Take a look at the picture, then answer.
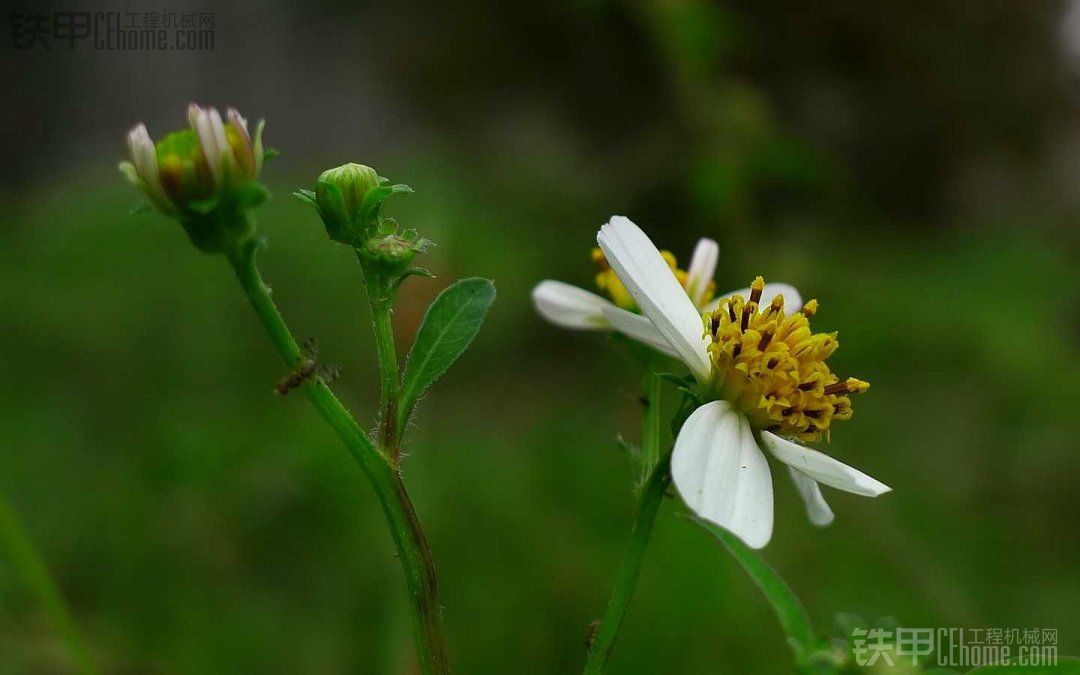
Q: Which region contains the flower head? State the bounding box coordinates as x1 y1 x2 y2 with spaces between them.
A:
119 104 269 252
706 276 869 443
593 215 889 549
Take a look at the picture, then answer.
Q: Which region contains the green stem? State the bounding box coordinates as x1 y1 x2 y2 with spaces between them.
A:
584 463 670 674
225 239 449 675
0 491 98 675
359 257 402 453
585 372 667 674
640 372 662 484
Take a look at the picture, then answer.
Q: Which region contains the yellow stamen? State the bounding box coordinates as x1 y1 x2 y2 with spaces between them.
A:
705 278 868 443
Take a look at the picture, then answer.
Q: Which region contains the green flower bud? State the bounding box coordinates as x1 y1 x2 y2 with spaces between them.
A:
119 103 270 253
314 163 381 244
296 164 414 246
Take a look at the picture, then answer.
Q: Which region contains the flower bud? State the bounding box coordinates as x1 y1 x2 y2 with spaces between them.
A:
119 103 270 252
314 163 381 244
296 164 413 246
360 232 432 277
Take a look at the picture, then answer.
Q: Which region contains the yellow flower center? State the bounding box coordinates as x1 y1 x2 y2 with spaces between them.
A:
705 276 868 443
591 247 692 310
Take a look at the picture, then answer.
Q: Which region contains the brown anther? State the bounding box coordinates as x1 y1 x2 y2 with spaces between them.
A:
749 277 764 305
757 331 773 351
740 302 755 332
824 377 869 396
766 296 784 316
727 299 737 323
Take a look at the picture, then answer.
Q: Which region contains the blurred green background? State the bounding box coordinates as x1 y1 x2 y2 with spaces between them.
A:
2 1 1078 673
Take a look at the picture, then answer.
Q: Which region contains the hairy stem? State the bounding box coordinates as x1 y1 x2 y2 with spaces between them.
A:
225 239 449 674
0 491 98 675
360 258 402 454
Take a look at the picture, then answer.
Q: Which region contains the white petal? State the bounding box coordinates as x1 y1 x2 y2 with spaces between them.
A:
597 217 711 382
685 238 719 309
600 305 679 358
125 125 172 209
207 108 230 168
705 283 803 316
226 108 256 177
226 107 249 135
761 432 891 497
671 401 773 549
531 281 611 330
190 104 227 184
187 102 202 129
786 467 834 526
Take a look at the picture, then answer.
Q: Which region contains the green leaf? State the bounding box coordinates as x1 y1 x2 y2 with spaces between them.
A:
692 517 817 663
398 278 496 426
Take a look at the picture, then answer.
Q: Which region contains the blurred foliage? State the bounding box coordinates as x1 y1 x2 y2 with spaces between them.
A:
2 0 1079 673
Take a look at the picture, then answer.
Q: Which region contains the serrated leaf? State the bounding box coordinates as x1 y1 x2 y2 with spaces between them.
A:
692 516 817 662
398 278 495 426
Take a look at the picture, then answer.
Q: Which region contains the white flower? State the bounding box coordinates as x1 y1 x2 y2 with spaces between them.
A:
120 103 265 215
595 215 889 549
532 229 801 367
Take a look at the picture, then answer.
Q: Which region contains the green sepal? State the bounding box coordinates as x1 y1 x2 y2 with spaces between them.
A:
235 182 272 210
401 266 435 279
187 197 219 215
262 147 281 162
293 189 317 207
358 183 413 225
314 179 355 243
657 372 693 389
